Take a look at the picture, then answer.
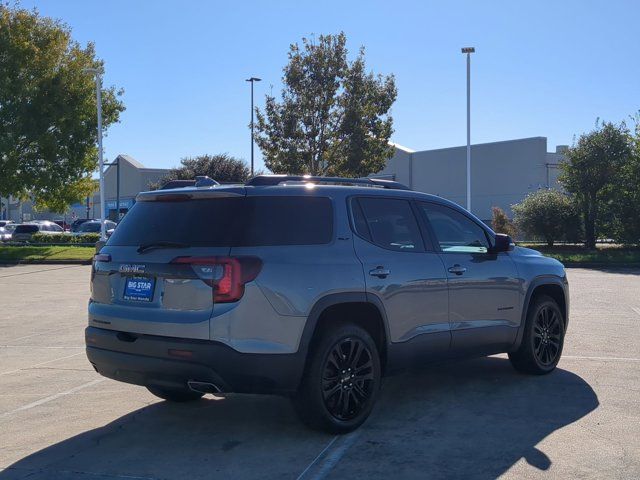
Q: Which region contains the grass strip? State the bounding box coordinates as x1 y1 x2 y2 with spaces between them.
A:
0 246 94 264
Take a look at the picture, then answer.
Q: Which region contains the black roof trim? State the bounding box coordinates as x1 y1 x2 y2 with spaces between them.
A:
245 175 410 190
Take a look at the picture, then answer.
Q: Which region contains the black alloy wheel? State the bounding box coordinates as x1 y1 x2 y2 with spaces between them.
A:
509 294 565 375
321 337 375 421
293 324 381 433
532 304 563 366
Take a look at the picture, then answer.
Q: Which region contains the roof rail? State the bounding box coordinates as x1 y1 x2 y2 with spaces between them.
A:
160 179 196 190
160 176 220 190
194 176 220 187
245 175 410 190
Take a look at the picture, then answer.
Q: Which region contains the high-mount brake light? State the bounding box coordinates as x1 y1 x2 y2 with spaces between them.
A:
170 256 262 303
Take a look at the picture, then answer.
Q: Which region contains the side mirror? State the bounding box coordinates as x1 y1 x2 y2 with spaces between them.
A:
490 233 514 253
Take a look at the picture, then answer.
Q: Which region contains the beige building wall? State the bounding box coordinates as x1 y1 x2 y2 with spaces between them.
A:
378 137 564 222
103 155 168 199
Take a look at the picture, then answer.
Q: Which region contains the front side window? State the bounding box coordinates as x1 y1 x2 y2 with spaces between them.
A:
352 197 424 252
419 202 490 253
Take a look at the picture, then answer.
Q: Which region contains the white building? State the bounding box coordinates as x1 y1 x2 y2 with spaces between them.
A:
68 154 169 221
1 138 566 225
377 136 566 222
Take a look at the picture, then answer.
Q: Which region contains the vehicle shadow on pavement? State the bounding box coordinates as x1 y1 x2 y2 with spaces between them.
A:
332 355 600 479
1 356 598 480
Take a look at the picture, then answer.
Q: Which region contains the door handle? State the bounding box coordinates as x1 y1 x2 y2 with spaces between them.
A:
369 266 391 278
448 264 467 275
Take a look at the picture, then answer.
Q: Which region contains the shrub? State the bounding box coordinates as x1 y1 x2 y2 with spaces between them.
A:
31 232 100 244
512 190 582 247
491 207 517 238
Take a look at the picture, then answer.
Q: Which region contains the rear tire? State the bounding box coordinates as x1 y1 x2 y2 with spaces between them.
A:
147 386 204 402
293 324 381 434
509 294 565 375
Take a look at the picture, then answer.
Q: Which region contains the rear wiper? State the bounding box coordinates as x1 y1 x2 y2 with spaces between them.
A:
137 241 190 254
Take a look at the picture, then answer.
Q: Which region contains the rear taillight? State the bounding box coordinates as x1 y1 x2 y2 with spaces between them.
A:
170 256 262 303
93 253 111 263
91 253 111 284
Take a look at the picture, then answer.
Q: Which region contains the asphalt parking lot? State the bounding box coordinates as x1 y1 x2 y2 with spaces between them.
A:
0 265 639 479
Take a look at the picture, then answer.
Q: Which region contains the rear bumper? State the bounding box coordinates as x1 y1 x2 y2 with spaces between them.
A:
85 327 305 394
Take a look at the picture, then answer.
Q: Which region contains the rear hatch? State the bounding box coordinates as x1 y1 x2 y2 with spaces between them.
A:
13 224 39 240
90 187 253 340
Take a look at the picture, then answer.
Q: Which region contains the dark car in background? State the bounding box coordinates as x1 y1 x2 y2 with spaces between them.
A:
72 220 116 236
53 220 70 231
71 219 96 232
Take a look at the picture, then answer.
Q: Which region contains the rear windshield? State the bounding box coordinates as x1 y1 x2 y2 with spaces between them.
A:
107 196 333 247
15 225 39 233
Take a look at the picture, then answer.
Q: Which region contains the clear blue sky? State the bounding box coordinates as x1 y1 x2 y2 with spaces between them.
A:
22 0 640 172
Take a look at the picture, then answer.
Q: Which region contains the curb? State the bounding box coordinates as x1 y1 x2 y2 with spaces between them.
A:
562 263 640 268
0 260 92 266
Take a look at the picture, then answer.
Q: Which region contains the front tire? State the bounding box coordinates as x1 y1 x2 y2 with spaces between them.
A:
147 386 204 402
294 324 381 434
509 294 565 374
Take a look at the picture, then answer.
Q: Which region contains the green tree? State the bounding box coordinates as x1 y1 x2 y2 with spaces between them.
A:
151 154 251 189
255 32 397 177
0 5 124 212
491 206 517 238
559 122 631 249
606 117 640 244
512 190 582 247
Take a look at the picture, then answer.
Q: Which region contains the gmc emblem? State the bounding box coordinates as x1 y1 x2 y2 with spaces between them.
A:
119 264 146 274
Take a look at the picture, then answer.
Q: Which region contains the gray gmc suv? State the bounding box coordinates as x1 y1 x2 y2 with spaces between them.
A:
86 175 569 433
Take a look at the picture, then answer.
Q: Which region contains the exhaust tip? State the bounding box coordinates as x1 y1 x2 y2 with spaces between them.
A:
187 380 222 394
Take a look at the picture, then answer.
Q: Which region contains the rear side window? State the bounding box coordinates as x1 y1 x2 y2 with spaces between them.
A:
107 196 333 247
352 197 424 252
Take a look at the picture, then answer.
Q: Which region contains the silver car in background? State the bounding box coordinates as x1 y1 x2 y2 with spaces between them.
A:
0 223 16 242
11 221 64 242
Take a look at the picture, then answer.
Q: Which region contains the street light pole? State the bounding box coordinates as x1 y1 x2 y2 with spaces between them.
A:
461 47 475 213
84 67 107 240
245 77 261 176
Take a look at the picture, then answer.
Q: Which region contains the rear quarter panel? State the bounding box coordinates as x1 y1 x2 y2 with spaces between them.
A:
215 188 365 354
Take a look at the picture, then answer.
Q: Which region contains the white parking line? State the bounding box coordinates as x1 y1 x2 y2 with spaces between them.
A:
0 264 83 279
0 345 84 349
0 378 104 420
5 331 53 343
562 355 640 362
296 432 360 480
0 466 157 479
6 325 78 343
632 307 640 317
0 351 84 376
